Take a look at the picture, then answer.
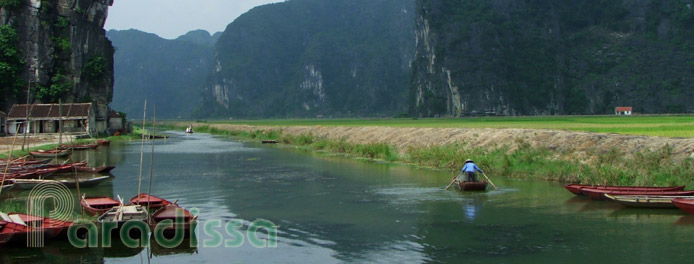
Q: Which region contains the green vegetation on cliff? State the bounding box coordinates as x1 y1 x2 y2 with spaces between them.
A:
0 25 23 109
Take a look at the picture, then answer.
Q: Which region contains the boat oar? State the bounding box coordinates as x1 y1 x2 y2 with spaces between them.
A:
481 172 498 190
444 174 460 190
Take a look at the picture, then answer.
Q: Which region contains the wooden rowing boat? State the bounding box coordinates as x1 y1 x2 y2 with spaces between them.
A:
74 165 116 173
564 184 685 196
97 205 149 238
455 181 488 191
29 149 72 158
81 196 121 215
151 204 197 238
0 158 51 167
129 193 172 209
58 143 99 150
261 140 278 144
673 198 694 214
97 139 111 146
11 175 110 190
583 188 694 201
0 212 72 245
604 194 693 208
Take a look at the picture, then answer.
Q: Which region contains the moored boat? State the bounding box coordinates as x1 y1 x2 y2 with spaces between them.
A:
455 181 488 191
564 184 686 196
81 195 121 215
74 165 116 173
58 143 100 150
673 198 694 214
583 188 694 201
0 212 73 245
151 204 197 238
129 193 172 209
11 175 110 190
604 194 692 208
29 149 72 158
97 204 149 238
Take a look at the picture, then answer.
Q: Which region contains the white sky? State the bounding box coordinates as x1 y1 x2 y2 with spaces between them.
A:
105 0 282 39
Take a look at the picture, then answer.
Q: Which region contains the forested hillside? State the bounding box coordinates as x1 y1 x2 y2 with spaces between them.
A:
109 29 219 118
198 0 415 118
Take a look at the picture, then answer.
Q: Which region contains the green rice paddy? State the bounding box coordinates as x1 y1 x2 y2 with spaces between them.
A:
202 115 694 138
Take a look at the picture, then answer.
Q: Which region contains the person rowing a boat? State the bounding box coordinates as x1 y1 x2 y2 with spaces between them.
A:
459 159 483 182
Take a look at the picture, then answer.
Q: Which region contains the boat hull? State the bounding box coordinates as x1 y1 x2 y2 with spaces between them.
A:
129 193 172 209
604 194 690 208
564 184 685 196
29 149 72 158
455 181 488 191
151 205 197 238
673 199 694 214
583 189 694 201
81 196 120 216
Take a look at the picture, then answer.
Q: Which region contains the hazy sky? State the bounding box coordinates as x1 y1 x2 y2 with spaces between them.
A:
105 0 281 39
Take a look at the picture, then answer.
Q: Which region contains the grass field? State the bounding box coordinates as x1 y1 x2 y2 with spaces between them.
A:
198 115 694 138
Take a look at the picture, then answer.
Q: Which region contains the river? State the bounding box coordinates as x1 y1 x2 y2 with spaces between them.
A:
2 132 694 263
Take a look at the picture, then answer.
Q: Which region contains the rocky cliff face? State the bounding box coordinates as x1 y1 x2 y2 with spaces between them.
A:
200 0 415 118
1 0 114 121
411 0 694 116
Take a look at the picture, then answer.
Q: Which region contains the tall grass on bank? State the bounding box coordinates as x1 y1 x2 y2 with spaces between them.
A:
171 124 694 186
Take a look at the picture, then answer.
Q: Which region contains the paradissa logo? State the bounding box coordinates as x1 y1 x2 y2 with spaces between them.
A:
66 209 279 249
26 183 278 249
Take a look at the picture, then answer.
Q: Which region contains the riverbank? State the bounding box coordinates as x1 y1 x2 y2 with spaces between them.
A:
167 122 694 187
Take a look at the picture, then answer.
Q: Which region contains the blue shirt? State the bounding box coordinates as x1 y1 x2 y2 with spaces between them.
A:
462 163 483 173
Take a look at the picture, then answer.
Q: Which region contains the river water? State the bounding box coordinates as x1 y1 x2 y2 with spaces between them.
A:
2 132 694 263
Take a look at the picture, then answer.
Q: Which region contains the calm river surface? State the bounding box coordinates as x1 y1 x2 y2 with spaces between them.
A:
2 131 694 263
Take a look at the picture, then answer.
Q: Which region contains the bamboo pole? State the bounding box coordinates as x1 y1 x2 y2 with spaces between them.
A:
136 100 147 204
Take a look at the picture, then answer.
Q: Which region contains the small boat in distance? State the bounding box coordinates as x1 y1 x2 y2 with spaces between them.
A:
564 184 686 196
261 140 279 144
455 181 488 191
81 195 121 215
604 194 693 209
97 139 111 146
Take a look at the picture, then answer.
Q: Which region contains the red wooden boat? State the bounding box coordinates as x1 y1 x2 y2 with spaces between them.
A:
74 165 116 173
151 204 197 238
455 181 488 191
0 212 72 245
673 198 694 214
582 188 694 201
0 221 16 246
29 149 72 158
0 158 51 167
81 196 121 215
97 139 111 146
564 184 685 196
129 193 172 209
